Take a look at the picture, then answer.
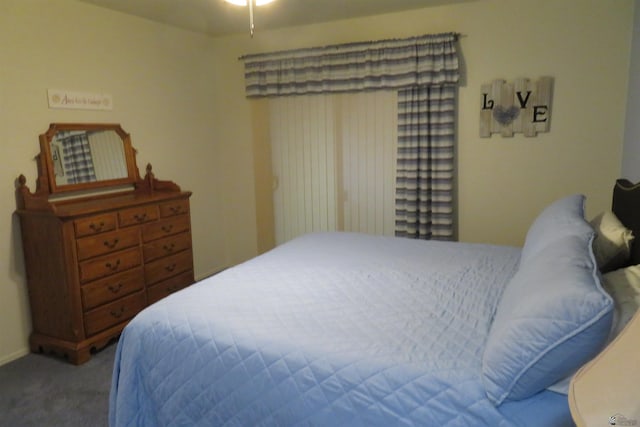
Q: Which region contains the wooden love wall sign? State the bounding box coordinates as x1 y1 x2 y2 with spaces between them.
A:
480 77 553 137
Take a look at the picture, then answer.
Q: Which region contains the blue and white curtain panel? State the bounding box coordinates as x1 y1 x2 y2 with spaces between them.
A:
395 85 457 240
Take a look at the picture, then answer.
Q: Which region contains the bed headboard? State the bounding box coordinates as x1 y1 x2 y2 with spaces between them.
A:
612 179 640 266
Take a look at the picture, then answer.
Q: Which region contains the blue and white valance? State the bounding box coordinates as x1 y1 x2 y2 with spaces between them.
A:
241 33 459 97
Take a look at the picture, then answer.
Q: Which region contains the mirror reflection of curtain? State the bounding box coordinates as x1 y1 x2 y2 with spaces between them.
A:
58 131 97 184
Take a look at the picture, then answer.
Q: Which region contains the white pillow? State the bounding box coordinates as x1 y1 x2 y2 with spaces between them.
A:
547 264 640 395
602 265 640 336
590 211 634 272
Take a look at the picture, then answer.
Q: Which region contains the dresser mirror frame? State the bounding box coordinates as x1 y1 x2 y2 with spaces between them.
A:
39 123 139 195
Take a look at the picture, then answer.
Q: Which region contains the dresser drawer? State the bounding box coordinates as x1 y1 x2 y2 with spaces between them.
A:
147 270 194 305
76 228 140 261
118 205 159 227
142 215 190 243
159 199 190 218
83 291 146 336
144 250 193 285
81 268 144 311
74 213 117 238
143 232 192 263
78 247 142 283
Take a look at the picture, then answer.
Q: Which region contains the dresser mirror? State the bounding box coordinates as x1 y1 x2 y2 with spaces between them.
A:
39 123 139 194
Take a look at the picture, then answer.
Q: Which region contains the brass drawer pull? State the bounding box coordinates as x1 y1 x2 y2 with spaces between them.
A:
89 222 105 232
108 283 123 293
169 206 182 214
105 259 121 271
133 213 148 222
165 263 177 272
110 307 125 318
103 238 120 249
163 243 175 253
161 225 174 233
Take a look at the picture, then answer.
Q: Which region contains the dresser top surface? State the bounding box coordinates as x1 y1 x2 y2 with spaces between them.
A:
17 189 192 218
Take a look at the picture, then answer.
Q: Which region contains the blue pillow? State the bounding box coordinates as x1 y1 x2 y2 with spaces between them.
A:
519 194 592 264
482 199 614 405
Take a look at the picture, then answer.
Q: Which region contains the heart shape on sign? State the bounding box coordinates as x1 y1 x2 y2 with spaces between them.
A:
493 105 520 125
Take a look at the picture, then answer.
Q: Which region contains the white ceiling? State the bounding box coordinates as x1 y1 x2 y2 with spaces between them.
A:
76 0 471 37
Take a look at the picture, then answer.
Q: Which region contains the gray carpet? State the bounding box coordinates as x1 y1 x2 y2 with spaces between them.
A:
0 344 116 427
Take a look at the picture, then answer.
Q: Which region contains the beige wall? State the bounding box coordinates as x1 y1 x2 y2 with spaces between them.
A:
0 0 633 364
623 0 640 181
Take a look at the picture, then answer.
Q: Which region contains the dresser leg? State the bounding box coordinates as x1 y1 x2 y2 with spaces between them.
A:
30 334 91 365
68 348 91 365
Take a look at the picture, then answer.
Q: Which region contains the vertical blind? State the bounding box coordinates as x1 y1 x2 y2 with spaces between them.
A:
269 95 338 243
340 92 397 237
269 91 397 245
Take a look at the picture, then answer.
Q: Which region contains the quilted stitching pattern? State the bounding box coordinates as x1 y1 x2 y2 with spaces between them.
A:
110 233 523 426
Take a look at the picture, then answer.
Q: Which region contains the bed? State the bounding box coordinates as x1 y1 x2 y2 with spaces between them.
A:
109 181 640 427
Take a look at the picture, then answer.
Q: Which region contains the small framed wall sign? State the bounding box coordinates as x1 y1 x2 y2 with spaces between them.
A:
47 89 113 111
480 77 553 137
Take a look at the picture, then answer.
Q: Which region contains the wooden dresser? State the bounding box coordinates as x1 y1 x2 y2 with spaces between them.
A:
15 123 194 364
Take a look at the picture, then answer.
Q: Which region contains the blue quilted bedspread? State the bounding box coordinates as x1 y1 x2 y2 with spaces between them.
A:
109 232 568 426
